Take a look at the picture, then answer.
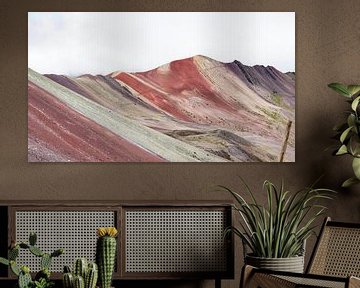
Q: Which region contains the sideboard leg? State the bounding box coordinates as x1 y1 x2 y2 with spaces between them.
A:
215 278 221 288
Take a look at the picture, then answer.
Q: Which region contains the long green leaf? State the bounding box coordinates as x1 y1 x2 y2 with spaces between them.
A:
328 83 350 97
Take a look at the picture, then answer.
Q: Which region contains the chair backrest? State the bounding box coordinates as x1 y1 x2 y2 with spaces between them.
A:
307 217 360 277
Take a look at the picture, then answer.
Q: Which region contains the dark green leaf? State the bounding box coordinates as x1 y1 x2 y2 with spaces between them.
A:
19 243 29 249
29 232 37 246
347 114 356 128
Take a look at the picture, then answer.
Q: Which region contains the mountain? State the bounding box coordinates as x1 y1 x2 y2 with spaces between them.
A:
28 55 295 162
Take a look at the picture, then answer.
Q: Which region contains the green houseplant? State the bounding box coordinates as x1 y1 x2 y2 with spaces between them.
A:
221 179 334 272
328 83 360 187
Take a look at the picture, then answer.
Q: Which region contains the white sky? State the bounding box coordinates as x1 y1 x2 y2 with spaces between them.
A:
28 12 295 76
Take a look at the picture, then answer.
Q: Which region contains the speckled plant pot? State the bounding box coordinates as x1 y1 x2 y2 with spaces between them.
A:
245 254 305 273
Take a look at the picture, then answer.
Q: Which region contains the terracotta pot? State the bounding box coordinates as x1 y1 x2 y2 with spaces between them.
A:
245 254 304 273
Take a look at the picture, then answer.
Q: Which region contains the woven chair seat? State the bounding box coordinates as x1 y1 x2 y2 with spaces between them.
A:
277 274 347 288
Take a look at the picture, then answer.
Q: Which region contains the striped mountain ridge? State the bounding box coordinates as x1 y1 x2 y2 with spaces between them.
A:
28 55 295 162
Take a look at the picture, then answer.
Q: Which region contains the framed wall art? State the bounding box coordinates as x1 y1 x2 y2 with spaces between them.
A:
28 12 295 162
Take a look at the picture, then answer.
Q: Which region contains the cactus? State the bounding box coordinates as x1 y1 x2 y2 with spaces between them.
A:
19 243 30 249
29 245 44 257
64 265 72 273
0 232 64 288
62 265 74 288
10 260 20 276
18 268 32 288
51 248 64 258
74 258 88 279
9 246 19 260
74 275 85 288
35 268 50 282
29 232 37 246
41 253 52 270
63 272 74 288
96 227 118 288
85 263 98 288
63 260 98 288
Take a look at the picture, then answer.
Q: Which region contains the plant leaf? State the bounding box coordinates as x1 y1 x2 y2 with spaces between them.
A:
340 126 353 143
347 114 357 130
347 85 360 97
328 83 350 97
352 157 360 179
333 122 348 132
0 257 9 266
352 96 360 111
336 145 348 155
342 177 360 188
348 135 360 157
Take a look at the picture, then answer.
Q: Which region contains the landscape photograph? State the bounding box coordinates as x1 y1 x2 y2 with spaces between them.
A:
28 12 295 162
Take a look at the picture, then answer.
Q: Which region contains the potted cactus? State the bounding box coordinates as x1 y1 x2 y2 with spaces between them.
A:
62 258 98 288
0 232 64 288
96 227 118 288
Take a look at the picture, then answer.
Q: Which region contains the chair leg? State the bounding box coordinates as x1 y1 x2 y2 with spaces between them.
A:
240 265 255 288
240 265 296 288
349 276 360 288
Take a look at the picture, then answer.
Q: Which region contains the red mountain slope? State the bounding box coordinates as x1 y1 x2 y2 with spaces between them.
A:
28 55 295 162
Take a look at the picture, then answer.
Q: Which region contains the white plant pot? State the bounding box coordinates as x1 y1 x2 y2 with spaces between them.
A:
245 254 305 273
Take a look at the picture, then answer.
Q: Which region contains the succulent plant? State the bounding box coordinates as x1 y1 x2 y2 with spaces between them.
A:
96 227 118 288
32 277 54 288
16 266 32 288
0 232 63 288
63 260 98 288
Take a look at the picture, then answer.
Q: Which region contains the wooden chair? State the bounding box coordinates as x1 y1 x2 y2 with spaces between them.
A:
241 217 360 288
